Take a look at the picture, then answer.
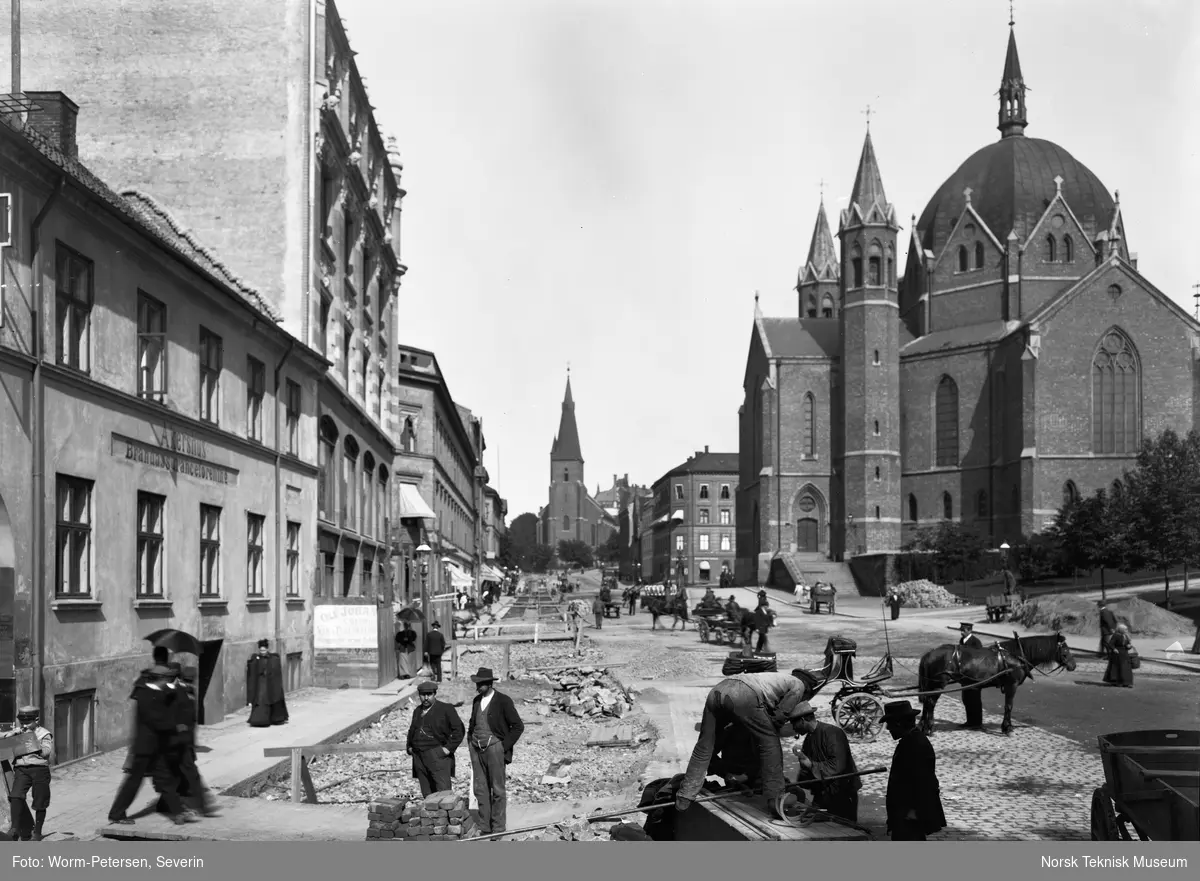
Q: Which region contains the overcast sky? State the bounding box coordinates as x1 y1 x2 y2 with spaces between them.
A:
339 0 1200 524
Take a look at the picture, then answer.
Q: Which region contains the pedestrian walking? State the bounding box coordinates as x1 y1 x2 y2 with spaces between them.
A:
957 622 984 729
108 665 196 826
1097 599 1118 658
246 639 289 726
425 621 447 683
880 701 945 841
790 702 862 823
466 667 525 836
1103 623 1135 688
592 595 604 629
885 590 902 621
406 682 465 797
159 665 218 817
753 598 775 652
5 705 54 841
675 671 814 820
395 618 418 680
569 602 584 654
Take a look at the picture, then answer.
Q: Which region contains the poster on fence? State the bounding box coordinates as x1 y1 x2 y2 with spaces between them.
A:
313 605 379 649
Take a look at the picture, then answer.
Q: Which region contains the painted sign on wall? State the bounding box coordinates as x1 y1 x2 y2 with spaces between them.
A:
313 604 378 649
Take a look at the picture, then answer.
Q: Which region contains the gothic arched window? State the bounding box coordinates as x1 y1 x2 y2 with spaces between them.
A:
976 490 988 518
851 246 863 288
563 515 570 530
935 375 959 467
1062 480 1079 508
807 293 817 319
1046 234 1056 262
1092 329 1140 454
868 256 881 286
1064 235 1074 263
908 494 918 523
974 241 984 269
802 393 815 458
821 295 834 318
942 492 953 520
957 245 968 272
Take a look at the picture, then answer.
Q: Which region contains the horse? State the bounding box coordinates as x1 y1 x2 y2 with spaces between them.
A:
916 632 1077 735
648 595 690 631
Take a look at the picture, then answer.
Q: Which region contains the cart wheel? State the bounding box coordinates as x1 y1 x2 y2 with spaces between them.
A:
832 693 885 743
699 620 711 643
1090 788 1119 841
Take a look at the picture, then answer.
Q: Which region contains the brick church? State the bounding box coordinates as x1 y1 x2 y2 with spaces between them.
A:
538 375 619 552
737 23 1200 584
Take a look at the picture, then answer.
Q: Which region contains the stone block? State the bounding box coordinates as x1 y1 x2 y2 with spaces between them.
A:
448 809 465 820
432 825 447 835
380 830 394 840
366 830 379 839
447 824 463 835
421 817 436 827
424 789 454 809
438 794 459 809
395 826 409 838
409 835 430 842
427 809 448 819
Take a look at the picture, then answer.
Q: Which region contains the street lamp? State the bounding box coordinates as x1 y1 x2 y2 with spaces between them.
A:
416 543 431 628
846 513 858 558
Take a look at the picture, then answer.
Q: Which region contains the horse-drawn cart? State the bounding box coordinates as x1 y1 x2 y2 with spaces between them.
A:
808 582 836 615
603 601 623 619
695 607 746 647
1090 729 1199 841
985 593 1016 623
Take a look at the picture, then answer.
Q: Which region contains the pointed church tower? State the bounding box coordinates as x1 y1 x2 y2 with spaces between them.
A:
837 129 901 555
998 22 1027 139
797 199 841 318
547 373 585 543
550 374 584 484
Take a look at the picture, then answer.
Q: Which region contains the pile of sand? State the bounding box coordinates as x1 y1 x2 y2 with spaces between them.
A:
896 579 960 609
1011 594 1194 638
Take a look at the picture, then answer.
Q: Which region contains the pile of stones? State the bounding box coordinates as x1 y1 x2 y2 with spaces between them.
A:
366 790 478 841
519 666 634 719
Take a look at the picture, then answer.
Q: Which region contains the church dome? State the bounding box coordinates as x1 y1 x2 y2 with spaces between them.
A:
918 136 1117 254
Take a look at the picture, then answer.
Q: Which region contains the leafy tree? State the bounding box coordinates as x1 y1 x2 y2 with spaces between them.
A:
1046 489 1125 601
595 532 622 566
1118 429 1200 604
907 521 990 584
529 543 554 573
557 538 594 570
501 512 540 571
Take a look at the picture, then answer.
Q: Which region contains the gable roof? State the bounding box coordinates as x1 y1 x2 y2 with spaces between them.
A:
665 452 739 477
759 317 839 358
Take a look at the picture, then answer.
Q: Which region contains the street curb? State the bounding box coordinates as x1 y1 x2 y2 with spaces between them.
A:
219 685 418 799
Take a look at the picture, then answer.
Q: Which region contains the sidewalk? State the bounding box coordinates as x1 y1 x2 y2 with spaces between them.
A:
34 682 416 842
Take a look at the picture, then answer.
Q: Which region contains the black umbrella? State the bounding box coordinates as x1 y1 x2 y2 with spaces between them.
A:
395 607 425 624
145 628 203 656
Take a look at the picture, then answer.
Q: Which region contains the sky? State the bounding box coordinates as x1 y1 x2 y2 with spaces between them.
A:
338 0 1200 525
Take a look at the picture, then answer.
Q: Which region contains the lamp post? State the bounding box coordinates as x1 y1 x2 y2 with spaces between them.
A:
416 542 431 631
847 513 858 558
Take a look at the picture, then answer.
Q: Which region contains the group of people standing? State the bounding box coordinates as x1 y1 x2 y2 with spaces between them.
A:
395 617 448 683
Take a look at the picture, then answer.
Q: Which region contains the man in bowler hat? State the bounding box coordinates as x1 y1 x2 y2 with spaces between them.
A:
406 681 465 797
466 667 525 835
880 701 945 841
957 623 984 729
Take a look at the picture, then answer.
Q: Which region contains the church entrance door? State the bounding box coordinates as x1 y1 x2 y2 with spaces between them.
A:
797 518 819 553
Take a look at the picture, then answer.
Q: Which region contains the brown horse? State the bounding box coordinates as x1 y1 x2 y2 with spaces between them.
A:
916 633 1077 735
649 595 690 631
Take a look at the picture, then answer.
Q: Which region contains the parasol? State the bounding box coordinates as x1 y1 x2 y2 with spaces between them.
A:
144 628 203 656
395 607 425 624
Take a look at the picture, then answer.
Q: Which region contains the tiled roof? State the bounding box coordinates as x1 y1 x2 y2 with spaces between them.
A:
1 113 281 323
760 317 839 358
900 319 1020 357
667 452 739 476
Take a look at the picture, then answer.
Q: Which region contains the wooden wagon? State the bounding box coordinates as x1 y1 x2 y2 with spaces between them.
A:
985 593 1016 622
1090 729 1199 841
808 581 836 615
695 607 746 647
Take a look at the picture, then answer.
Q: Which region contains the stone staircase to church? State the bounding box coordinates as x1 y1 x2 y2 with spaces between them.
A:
766 553 858 598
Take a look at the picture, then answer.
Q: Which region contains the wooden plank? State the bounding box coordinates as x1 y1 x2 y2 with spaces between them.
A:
290 749 301 804
300 756 318 805
1103 745 1200 754
264 741 410 758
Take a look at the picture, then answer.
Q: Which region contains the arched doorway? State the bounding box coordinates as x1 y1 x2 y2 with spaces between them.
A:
792 487 826 554
0 491 16 726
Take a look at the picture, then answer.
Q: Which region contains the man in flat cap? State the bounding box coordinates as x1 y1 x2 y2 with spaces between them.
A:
6 705 54 840
406 681 465 797
790 702 862 822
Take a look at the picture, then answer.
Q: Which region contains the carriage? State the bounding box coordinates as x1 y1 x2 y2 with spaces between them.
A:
1090 729 1200 841
695 607 746 647
793 636 894 743
808 581 837 615
985 592 1016 622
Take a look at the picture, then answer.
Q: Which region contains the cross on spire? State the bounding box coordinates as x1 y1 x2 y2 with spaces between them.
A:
1009 0 1015 28
1193 283 1200 320
861 104 873 128
819 177 825 201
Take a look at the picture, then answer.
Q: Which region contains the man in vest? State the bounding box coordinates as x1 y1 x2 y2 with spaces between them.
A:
957 623 985 729
466 667 525 835
406 682 465 797
6 706 54 841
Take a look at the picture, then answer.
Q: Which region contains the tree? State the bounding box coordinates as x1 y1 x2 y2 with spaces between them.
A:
1046 488 1124 601
1118 429 1200 605
503 512 540 571
529 543 555 573
557 539 594 570
908 521 989 584
595 532 622 566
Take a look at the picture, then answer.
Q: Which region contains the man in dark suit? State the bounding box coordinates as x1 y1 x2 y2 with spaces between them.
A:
1098 600 1118 658
466 667 525 835
957 623 985 729
163 665 218 817
424 621 447 683
881 701 946 841
790 702 862 822
108 665 196 826
406 681 465 797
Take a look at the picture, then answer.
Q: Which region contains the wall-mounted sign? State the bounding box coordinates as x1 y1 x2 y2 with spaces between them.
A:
314 604 378 650
111 433 239 486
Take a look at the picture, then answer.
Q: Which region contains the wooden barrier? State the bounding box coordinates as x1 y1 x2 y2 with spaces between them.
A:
262 742 413 805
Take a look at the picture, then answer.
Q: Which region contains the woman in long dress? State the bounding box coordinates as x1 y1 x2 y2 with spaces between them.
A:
246 639 289 726
1103 623 1134 688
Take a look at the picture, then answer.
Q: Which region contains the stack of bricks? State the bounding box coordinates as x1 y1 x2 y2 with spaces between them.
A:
366 790 478 841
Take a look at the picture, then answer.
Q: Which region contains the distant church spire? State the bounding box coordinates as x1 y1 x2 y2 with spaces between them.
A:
798 197 839 288
551 374 583 462
998 19 1028 138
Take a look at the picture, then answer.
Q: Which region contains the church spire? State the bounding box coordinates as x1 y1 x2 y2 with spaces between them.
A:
551 374 583 462
849 130 888 216
798 198 839 288
998 22 1028 138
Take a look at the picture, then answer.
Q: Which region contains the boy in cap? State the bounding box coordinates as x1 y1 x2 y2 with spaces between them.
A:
6 705 53 840
466 667 525 835
790 702 862 822
957 623 984 729
406 681 465 796
880 701 945 841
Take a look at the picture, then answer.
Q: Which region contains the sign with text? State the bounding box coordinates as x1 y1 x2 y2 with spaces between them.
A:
111 433 239 486
313 605 378 649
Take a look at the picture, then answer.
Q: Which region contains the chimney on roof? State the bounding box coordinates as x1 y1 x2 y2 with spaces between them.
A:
24 92 79 160
704 445 709 454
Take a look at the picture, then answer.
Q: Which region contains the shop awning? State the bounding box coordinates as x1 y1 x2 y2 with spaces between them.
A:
481 565 505 583
698 561 711 570
397 483 437 521
653 514 669 526
671 510 685 521
448 569 473 589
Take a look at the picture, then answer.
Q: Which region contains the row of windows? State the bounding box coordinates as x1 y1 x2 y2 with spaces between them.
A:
56 475 302 601
673 483 732 500
697 509 733 525
317 417 391 541
804 292 836 319
931 328 1142 466
905 487 1019 522
316 547 388 599
674 534 733 552
954 231 1075 275
849 242 895 289
55 247 305 454
435 416 472 497
437 479 471 548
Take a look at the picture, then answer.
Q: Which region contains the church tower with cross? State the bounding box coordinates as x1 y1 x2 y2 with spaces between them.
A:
736 14 1200 586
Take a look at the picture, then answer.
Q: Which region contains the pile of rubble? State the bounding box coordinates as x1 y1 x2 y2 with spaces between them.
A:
508 815 620 842
895 579 961 609
366 790 478 841
520 666 635 719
